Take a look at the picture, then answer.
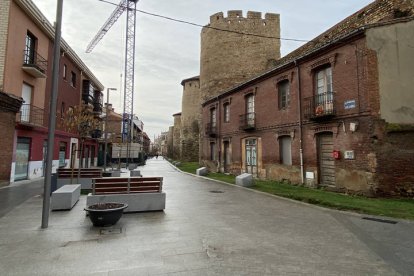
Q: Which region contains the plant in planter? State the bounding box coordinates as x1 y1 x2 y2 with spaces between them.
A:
84 202 128 227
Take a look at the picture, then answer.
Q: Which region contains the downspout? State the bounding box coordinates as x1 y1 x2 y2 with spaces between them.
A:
217 97 221 172
295 60 305 185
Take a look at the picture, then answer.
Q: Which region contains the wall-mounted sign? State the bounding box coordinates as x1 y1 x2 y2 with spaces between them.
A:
306 172 315 179
344 100 356 110
344 150 355 160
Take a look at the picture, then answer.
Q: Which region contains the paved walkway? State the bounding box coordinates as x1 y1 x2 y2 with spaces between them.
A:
0 159 413 275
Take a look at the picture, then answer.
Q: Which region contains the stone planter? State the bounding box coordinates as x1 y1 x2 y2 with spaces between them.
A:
84 202 128 227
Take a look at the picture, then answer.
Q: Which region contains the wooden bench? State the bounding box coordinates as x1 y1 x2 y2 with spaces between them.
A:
57 168 102 189
86 177 165 212
51 184 81 210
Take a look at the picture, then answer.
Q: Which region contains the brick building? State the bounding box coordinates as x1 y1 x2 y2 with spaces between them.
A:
201 0 414 196
0 0 104 184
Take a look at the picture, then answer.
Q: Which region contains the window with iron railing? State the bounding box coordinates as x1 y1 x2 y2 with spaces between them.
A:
18 104 44 126
23 32 47 76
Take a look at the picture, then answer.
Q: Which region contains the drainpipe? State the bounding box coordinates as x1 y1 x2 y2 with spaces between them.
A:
295 60 305 185
217 97 221 172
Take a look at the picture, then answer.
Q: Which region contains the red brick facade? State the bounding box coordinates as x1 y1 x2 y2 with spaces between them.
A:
201 2 414 196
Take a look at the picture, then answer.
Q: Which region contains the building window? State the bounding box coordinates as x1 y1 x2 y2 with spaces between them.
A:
59 142 67 167
210 107 216 128
224 103 230 123
245 93 255 127
210 142 216 161
60 102 65 118
279 136 292 165
278 80 290 109
63 64 67 79
70 71 76 87
24 32 36 65
315 66 333 100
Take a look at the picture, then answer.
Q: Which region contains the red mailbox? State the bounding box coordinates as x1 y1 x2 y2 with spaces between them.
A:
333 150 341 159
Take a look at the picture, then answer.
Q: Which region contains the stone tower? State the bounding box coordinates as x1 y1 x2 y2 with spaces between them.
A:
180 76 201 161
200 11 281 101
172 112 181 159
178 11 281 162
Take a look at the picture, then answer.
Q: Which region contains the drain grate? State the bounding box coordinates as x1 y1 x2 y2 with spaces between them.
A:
209 190 224 193
100 227 123 235
362 217 397 224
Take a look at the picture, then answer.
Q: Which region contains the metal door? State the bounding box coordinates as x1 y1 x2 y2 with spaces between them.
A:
245 139 257 176
317 133 335 186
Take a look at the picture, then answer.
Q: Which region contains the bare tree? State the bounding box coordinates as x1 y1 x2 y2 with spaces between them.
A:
64 105 101 182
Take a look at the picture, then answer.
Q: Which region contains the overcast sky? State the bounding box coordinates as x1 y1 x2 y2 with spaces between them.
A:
32 0 373 140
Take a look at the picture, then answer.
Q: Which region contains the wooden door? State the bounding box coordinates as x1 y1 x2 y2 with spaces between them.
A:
318 133 335 186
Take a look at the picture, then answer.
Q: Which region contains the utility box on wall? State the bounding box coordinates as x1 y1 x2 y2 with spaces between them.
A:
333 150 341 160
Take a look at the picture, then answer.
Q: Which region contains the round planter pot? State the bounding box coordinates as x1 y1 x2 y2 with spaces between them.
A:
85 202 128 227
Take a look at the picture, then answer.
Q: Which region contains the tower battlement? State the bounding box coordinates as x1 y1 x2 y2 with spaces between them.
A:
209 10 279 27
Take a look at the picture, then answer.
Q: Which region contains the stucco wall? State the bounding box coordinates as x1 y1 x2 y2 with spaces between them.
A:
366 20 414 124
3 1 48 109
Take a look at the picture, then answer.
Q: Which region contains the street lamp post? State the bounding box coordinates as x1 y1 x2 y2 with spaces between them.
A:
104 88 117 172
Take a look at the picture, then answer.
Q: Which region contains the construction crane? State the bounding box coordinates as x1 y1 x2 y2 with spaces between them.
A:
86 0 139 163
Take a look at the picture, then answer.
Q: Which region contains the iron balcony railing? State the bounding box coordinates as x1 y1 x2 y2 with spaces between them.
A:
205 122 217 137
22 49 47 75
18 104 44 126
91 129 102 139
239 112 256 130
93 102 103 113
304 91 336 120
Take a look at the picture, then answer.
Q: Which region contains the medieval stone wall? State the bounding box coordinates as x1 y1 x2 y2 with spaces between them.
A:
200 11 280 101
172 113 181 160
179 77 200 161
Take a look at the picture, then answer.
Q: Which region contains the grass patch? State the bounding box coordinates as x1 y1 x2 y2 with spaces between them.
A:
175 162 199 174
253 180 414 220
174 162 414 220
206 173 236 184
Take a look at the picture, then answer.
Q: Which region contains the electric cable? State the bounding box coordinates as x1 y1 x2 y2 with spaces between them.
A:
96 0 309 42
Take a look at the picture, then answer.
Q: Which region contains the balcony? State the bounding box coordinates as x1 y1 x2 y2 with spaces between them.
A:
304 92 336 120
93 102 103 114
18 104 44 126
22 49 47 78
205 123 217 137
239 112 256 130
91 129 102 139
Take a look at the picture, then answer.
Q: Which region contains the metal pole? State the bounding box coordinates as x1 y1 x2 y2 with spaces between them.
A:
41 0 63 229
104 88 116 172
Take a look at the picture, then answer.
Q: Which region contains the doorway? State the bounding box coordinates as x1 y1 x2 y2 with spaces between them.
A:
317 133 335 186
245 138 257 176
15 138 31 181
223 141 230 173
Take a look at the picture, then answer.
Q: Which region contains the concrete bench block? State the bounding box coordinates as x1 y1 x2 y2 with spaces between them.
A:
86 192 166 212
57 178 93 189
111 170 121 177
236 173 254 187
128 163 137 170
130 170 142 177
196 167 208 176
51 184 81 210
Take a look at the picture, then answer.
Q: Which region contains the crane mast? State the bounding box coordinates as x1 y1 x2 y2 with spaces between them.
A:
86 0 139 164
